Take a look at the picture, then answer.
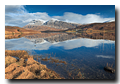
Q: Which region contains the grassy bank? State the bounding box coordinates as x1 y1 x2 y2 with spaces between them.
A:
5 50 64 79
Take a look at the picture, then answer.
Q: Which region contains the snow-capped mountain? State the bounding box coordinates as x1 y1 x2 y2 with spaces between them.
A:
27 20 44 26
23 19 81 30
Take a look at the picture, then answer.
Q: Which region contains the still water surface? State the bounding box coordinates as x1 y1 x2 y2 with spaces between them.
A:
5 33 115 79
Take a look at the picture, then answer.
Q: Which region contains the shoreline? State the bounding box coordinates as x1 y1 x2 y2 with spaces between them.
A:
5 50 64 79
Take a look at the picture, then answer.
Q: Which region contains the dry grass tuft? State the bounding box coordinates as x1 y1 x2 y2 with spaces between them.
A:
5 50 33 59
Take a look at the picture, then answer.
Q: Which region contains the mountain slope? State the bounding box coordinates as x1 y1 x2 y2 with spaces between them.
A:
43 20 81 29
5 26 41 39
23 19 81 31
67 21 115 31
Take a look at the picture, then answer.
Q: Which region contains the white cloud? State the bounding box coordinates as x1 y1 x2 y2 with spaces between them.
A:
5 5 51 27
5 9 51 26
53 12 115 24
5 5 27 14
5 5 115 27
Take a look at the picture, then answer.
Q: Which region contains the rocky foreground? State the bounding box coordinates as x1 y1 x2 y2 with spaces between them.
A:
5 50 64 79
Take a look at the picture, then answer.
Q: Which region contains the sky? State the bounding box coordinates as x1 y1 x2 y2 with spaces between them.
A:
5 5 115 27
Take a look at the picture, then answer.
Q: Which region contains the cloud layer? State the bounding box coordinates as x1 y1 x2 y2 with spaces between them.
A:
53 12 115 24
5 5 115 27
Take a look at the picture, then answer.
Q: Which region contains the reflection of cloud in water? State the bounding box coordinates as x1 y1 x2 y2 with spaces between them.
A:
5 37 115 50
5 37 52 50
54 38 115 49
96 55 115 59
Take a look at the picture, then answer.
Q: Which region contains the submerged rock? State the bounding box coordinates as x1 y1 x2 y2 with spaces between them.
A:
104 66 115 73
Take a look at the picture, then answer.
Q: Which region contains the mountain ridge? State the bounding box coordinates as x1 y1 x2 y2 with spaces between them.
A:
23 19 81 30
23 19 115 32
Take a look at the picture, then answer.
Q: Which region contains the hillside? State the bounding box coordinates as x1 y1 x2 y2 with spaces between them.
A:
71 21 115 31
5 26 41 33
24 25 63 32
5 26 41 39
65 21 115 40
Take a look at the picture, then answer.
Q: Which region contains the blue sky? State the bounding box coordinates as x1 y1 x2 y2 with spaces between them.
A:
5 5 115 27
24 5 115 17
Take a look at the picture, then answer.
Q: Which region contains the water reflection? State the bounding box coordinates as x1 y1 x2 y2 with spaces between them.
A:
5 33 115 79
5 37 115 51
96 55 115 60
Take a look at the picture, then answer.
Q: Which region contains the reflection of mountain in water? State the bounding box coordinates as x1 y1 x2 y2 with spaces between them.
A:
25 31 115 44
44 34 78 43
68 32 115 41
30 38 45 44
5 37 115 51
25 33 78 43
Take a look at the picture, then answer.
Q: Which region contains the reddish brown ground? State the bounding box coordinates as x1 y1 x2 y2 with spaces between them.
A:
74 21 115 31
5 26 41 33
24 25 63 31
5 26 41 39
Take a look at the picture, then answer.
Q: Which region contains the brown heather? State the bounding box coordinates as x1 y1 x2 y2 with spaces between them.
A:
5 50 64 79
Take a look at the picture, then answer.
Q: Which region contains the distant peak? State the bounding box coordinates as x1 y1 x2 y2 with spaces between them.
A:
48 18 60 22
49 19 55 22
27 19 44 26
103 20 115 23
30 19 44 22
